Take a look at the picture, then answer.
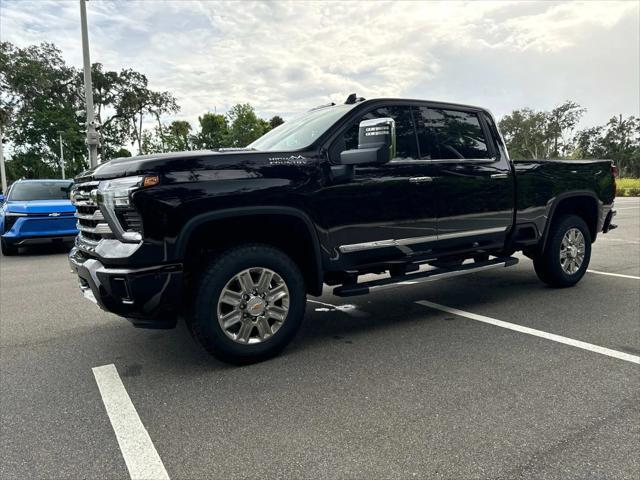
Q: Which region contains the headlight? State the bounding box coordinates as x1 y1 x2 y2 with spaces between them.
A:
97 175 158 243
98 176 144 208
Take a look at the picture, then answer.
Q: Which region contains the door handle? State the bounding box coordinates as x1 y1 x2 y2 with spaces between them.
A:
490 173 509 179
409 176 433 183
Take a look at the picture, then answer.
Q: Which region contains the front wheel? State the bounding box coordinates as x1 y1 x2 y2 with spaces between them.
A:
533 214 591 288
190 244 306 364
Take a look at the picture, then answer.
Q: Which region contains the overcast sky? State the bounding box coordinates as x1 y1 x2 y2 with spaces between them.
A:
2 0 638 128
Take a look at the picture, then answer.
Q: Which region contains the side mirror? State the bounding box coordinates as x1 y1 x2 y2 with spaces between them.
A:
340 117 396 165
0 194 4 204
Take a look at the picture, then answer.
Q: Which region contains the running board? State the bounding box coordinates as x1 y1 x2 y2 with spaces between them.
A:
333 257 519 297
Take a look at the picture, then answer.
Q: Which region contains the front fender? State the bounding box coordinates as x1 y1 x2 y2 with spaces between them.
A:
174 206 325 295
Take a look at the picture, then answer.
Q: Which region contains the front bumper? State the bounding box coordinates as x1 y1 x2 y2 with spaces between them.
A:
2 215 78 244
68 247 183 328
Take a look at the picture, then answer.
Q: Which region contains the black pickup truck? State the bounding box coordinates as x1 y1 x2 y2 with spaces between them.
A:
69 95 617 363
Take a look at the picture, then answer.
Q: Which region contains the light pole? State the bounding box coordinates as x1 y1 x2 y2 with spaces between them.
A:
79 0 99 168
0 126 6 194
58 131 66 179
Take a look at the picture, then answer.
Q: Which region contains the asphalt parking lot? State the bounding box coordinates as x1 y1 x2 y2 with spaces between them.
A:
1 197 638 480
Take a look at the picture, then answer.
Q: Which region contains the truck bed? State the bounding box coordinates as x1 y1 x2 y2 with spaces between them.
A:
513 159 615 239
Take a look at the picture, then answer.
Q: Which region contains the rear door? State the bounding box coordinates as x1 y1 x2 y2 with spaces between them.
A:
413 105 514 246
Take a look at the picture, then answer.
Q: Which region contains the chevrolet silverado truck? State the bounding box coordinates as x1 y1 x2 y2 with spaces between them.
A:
69 95 617 364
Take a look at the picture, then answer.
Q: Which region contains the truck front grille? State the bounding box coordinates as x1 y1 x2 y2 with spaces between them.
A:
72 181 113 243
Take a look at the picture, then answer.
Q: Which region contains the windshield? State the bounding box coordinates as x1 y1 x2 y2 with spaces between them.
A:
8 181 73 201
249 104 356 151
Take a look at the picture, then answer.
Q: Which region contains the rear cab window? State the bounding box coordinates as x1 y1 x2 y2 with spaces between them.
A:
414 107 492 160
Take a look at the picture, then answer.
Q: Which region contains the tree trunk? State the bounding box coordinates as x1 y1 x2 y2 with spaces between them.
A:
155 113 165 151
137 112 143 153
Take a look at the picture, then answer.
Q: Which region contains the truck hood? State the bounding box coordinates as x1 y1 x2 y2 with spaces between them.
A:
76 149 262 182
5 199 76 215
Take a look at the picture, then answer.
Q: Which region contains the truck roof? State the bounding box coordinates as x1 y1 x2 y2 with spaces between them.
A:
360 97 489 112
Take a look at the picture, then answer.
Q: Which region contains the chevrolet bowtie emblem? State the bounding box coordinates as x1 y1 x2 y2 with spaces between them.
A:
49 212 61 217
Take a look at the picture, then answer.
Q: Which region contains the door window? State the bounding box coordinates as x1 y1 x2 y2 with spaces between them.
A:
336 105 419 161
415 107 491 160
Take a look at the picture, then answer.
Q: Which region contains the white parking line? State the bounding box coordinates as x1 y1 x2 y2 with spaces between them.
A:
416 300 640 365
596 237 640 245
587 269 640 280
93 364 170 480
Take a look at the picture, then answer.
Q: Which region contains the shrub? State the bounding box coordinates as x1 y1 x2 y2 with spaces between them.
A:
617 178 640 196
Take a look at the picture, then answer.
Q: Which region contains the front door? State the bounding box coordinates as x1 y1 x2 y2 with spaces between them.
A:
314 103 439 259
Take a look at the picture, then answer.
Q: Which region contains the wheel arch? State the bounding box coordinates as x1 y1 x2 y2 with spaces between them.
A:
541 192 600 253
175 206 324 296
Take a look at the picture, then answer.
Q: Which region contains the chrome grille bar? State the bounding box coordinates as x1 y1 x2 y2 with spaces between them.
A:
76 222 112 235
75 210 105 221
72 181 113 243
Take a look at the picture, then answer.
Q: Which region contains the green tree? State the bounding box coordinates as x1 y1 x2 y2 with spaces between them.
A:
0 41 182 177
258 118 271 135
227 103 265 147
547 101 586 157
269 115 284 129
113 147 132 158
165 120 192 151
0 42 87 181
499 108 550 159
140 127 163 155
498 101 585 159
575 115 640 177
116 69 179 153
195 112 228 149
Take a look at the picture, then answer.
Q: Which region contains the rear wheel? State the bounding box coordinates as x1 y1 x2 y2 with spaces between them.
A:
190 244 306 364
533 214 591 287
1 238 18 256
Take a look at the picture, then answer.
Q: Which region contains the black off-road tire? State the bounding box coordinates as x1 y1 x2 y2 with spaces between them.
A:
190 244 306 365
533 214 591 288
1 238 18 256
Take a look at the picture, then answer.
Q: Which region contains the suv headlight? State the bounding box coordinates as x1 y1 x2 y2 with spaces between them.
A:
97 175 158 243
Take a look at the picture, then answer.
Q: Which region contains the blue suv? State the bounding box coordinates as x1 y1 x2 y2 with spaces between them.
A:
0 179 78 255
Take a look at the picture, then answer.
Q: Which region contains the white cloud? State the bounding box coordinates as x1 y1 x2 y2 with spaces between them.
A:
1 0 638 132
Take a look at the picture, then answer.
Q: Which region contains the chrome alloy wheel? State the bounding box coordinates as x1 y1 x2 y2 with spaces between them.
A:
560 227 586 275
217 267 290 344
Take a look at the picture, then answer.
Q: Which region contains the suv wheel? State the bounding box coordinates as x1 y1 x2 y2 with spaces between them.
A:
533 214 591 288
1 238 18 256
190 244 306 364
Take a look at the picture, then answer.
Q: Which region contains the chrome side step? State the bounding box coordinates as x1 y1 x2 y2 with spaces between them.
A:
333 256 519 297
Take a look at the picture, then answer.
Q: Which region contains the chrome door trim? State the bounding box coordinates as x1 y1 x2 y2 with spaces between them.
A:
409 176 433 183
338 239 398 253
338 227 507 253
437 226 506 241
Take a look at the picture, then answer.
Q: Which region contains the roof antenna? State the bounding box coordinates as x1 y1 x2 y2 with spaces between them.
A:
345 93 357 104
